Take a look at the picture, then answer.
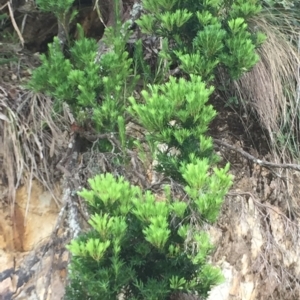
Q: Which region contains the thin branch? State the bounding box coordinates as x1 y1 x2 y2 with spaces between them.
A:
7 1 24 46
214 138 300 172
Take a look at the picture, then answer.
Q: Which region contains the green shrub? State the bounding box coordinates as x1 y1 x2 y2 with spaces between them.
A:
65 162 232 299
26 0 264 298
136 0 265 81
28 24 138 132
128 0 265 180
128 75 218 182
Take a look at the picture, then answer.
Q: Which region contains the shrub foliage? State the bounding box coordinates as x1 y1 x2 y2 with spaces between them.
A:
66 166 232 299
28 0 264 298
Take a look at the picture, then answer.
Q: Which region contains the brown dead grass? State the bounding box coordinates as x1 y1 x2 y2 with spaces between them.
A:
0 87 70 215
219 11 300 164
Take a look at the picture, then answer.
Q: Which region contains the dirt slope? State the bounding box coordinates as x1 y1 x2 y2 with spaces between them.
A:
1 1 300 299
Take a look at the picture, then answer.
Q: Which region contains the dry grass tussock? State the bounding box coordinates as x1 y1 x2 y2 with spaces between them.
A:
221 10 300 164
0 87 70 213
235 9 300 213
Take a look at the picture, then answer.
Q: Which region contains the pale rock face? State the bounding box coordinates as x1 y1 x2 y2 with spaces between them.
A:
206 186 300 300
207 262 234 300
0 181 67 300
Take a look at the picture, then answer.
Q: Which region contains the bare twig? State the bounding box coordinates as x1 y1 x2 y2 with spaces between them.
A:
94 0 107 27
214 138 300 172
6 2 25 46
